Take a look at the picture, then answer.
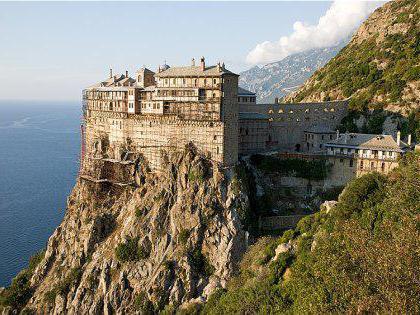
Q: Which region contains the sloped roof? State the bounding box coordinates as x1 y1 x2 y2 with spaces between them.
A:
138 67 154 74
325 133 408 151
87 74 136 90
238 86 256 96
155 65 237 77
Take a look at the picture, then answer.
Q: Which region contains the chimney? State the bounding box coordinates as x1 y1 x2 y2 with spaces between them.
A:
125 70 128 78
217 61 221 71
397 131 401 146
200 56 205 71
336 130 340 140
191 58 196 67
408 134 411 146
110 68 113 78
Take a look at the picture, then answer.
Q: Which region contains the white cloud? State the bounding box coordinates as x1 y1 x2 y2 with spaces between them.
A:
246 1 384 65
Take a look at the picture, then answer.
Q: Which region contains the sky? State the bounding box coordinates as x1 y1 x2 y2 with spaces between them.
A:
0 1 382 101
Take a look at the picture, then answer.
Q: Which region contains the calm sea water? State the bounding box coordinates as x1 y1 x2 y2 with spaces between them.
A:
0 101 80 286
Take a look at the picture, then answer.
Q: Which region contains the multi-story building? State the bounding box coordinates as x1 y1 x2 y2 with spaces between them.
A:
303 125 336 153
325 131 411 186
82 58 239 170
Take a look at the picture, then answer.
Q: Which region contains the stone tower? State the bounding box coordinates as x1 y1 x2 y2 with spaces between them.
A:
135 67 155 88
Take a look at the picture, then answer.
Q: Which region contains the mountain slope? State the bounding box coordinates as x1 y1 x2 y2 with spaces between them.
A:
239 42 347 103
203 152 420 314
286 0 420 113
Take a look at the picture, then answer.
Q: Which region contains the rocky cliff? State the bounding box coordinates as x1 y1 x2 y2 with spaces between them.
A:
2 145 249 314
286 0 419 114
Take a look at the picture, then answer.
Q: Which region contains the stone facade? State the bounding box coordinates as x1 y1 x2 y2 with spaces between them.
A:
324 132 410 186
82 58 239 171
239 100 348 151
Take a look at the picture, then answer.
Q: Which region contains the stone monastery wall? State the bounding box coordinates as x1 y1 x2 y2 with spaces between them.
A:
84 110 226 170
240 100 348 150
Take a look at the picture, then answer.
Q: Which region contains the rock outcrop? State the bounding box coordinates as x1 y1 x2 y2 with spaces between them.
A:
16 145 249 314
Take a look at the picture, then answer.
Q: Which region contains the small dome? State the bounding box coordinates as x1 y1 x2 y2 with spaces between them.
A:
160 63 170 71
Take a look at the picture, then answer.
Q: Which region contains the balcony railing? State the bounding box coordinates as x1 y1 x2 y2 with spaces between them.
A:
327 152 397 161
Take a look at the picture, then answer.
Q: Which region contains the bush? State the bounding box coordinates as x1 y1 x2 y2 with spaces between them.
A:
44 290 57 304
250 155 331 180
0 250 45 310
178 228 190 246
115 238 140 262
187 169 204 183
188 248 214 277
134 292 154 314
135 206 149 217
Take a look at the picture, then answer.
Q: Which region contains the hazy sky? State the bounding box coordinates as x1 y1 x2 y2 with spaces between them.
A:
0 1 380 101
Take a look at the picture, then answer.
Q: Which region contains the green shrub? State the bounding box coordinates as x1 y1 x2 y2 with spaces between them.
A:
250 155 331 180
115 238 139 262
187 169 205 183
178 228 190 246
115 238 149 262
188 248 214 277
44 289 57 304
134 292 154 314
0 250 45 310
135 206 149 217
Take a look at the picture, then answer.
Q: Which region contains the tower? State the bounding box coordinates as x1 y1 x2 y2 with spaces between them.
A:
136 67 155 88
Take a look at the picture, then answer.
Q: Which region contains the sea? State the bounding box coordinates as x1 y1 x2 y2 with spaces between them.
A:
0 101 80 286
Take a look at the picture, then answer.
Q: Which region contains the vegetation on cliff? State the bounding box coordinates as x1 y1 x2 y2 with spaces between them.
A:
0 145 250 314
287 0 420 113
202 152 420 314
250 154 331 181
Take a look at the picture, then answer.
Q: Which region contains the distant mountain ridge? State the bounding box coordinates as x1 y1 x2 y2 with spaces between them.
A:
285 0 420 114
239 41 348 103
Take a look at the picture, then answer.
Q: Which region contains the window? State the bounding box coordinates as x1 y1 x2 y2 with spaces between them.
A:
340 159 343 163
330 135 333 140
371 162 374 170
350 159 354 167
360 161 364 169
213 135 217 140
213 79 217 84
381 162 385 171
322 135 324 140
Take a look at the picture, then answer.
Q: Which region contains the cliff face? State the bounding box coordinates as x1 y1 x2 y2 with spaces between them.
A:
17 145 249 314
285 0 419 113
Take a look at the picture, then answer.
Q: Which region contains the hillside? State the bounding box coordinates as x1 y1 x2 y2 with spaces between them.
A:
239 42 347 103
286 0 420 114
0 146 251 314
202 152 420 314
